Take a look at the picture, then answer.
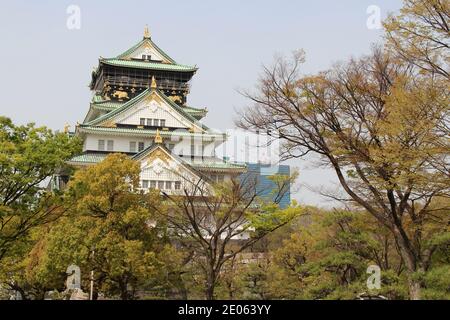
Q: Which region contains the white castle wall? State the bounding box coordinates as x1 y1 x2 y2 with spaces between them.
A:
84 133 218 157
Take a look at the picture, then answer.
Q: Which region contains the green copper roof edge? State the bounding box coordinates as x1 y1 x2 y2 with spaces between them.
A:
69 152 246 172
91 105 116 112
77 126 225 138
101 59 197 72
183 106 208 114
91 102 205 119
156 88 210 130
190 164 247 170
90 102 122 111
147 38 177 64
86 89 151 126
92 96 205 114
68 153 108 164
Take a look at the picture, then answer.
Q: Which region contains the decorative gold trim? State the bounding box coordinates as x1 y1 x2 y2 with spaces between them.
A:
112 90 129 101
168 95 182 104
143 148 171 166
103 121 117 128
144 91 163 104
151 76 157 89
144 25 151 38
154 129 163 144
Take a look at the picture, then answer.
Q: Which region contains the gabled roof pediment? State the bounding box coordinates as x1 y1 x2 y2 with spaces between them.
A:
133 143 209 188
94 31 198 75
86 88 207 132
116 36 176 64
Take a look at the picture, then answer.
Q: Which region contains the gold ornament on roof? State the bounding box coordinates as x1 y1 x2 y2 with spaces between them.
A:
112 90 129 101
144 25 151 38
151 76 157 89
64 123 70 134
169 95 182 104
144 149 170 165
154 129 163 144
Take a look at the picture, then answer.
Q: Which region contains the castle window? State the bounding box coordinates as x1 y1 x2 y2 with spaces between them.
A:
138 141 145 152
130 141 137 152
107 140 114 151
210 175 224 183
140 118 145 126
98 140 105 151
160 119 166 127
165 181 172 189
153 119 160 127
158 181 164 189
174 181 181 190
150 180 157 189
142 180 149 188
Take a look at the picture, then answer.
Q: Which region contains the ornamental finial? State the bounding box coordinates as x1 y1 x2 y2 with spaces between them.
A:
154 129 163 144
64 123 70 134
144 25 151 38
151 76 157 89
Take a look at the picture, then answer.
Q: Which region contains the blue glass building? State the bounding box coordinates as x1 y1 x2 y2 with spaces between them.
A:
240 163 291 208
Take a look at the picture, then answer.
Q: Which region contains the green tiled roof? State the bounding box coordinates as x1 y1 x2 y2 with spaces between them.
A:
77 125 225 139
90 104 117 112
92 102 123 110
183 106 207 114
92 95 123 104
101 59 197 72
68 153 108 164
69 152 246 172
184 158 247 171
91 96 206 117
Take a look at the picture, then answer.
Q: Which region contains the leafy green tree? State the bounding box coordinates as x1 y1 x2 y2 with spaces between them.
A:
156 174 300 300
384 0 449 79
62 153 175 299
1 153 178 300
0 116 81 261
262 210 408 300
237 46 449 299
240 206 448 300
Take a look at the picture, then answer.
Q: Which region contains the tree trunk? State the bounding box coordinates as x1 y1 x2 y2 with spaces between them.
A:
120 290 129 300
206 282 215 300
35 290 46 300
408 278 422 300
205 271 216 300
392 226 423 300
119 281 129 300
174 273 188 300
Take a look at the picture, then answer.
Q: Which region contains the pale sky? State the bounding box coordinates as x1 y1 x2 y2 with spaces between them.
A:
0 0 403 206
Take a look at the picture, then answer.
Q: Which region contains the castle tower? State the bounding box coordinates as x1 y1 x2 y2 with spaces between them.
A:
68 28 247 194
